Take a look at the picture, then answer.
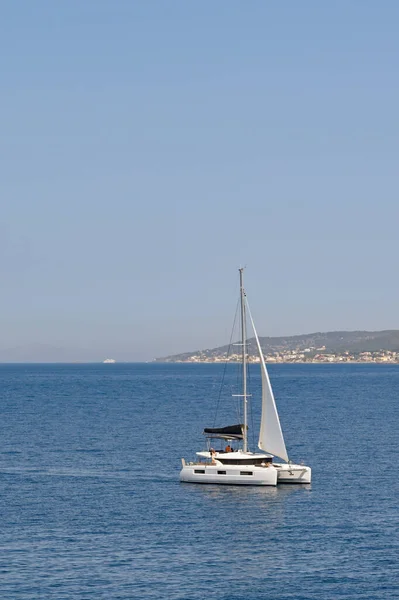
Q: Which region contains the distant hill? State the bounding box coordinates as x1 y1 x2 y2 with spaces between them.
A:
155 330 399 361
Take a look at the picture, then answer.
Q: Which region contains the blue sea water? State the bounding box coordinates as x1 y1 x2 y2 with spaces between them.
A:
0 363 398 600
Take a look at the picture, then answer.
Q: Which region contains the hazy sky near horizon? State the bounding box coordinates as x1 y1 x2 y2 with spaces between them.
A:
1 1 399 361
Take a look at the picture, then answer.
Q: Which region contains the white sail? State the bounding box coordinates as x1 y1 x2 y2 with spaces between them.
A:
246 301 289 463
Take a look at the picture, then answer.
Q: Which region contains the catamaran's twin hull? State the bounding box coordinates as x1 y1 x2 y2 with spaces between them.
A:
275 463 311 484
180 464 278 486
180 462 311 485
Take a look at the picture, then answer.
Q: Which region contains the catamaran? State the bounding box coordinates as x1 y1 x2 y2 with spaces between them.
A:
179 268 311 486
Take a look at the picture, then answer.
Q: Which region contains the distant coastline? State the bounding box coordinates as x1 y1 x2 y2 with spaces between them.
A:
166 360 399 365
154 330 399 364
154 356 399 364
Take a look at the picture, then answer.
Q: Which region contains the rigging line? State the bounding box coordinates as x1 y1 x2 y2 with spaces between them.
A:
212 296 240 427
235 292 244 423
235 342 241 423
247 360 256 451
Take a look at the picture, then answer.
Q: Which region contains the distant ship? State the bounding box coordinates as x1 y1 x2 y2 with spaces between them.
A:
103 358 116 364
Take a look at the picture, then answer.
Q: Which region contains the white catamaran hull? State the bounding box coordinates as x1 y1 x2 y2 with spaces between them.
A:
275 463 311 484
180 461 278 486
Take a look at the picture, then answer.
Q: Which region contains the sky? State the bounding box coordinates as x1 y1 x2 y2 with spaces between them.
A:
1 1 399 361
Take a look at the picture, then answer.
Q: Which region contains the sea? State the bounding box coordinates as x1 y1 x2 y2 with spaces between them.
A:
0 363 398 600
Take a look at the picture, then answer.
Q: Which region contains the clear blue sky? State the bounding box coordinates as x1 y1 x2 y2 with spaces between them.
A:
1 1 398 361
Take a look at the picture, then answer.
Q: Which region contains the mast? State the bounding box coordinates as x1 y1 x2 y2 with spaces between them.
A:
239 268 248 452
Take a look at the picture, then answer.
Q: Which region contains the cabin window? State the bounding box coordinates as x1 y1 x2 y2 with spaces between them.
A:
194 469 205 474
240 471 253 476
217 471 226 475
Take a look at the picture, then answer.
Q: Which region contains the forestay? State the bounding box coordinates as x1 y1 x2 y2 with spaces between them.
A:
246 301 289 463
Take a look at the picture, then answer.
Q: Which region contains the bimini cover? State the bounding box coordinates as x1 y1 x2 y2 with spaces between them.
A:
203 424 244 439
